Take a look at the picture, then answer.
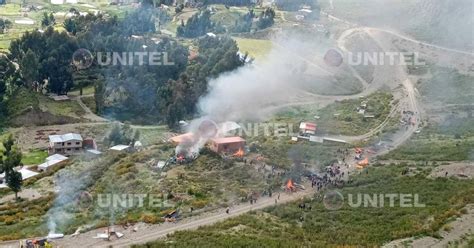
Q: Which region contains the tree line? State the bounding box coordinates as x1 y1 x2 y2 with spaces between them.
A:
2 6 246 127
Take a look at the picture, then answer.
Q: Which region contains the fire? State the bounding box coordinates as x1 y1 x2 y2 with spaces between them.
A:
286 179 296 191
233 148 244 157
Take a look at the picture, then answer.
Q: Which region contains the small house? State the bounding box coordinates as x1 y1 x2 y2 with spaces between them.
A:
299 122 317 135
109 145 132 153
38 154 68 172
209 137 245 154
49 133 83 155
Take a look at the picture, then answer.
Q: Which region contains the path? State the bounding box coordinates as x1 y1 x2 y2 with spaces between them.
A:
53 188 311 247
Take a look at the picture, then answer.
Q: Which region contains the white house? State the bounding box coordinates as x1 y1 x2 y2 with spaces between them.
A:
38 154 69 171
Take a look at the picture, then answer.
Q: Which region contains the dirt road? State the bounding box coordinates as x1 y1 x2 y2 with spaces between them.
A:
53 189 311 247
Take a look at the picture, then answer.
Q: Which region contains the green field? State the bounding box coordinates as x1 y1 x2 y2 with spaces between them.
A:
21 149 48 165
275 91 394 136
233 37 273 60
381 117 474 161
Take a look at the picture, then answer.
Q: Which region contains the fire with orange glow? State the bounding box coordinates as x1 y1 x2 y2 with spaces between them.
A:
233 148 244 157
286 179 296 191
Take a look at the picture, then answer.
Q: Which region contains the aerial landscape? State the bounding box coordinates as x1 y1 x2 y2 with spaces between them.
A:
0 0 473 247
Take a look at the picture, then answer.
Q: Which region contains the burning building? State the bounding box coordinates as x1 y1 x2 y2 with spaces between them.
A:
209 136 245 154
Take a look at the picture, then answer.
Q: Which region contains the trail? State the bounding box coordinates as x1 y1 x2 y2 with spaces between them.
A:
53 189 311 248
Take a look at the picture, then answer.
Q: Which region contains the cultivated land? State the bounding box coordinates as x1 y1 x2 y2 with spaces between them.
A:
0 0 473 247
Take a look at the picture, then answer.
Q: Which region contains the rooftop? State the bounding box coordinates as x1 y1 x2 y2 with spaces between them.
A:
49 133 83 143
210 136 245 144
109 145 130 151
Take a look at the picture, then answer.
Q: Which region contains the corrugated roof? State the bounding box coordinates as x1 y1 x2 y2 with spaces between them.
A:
210 136 245 144
46 154 68 161
109 145 130 151
49 133 83 143
169 133 195 143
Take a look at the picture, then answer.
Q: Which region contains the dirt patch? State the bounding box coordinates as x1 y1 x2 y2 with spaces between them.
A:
9 108 81 127
429 162 474 179
0 188 42 203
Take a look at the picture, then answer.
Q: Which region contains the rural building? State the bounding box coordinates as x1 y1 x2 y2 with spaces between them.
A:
109 145 132 153
299 122 317 135
86 149 102 158
209 136 245 154
38 154 68 172
0 168 39 188
48 133 83 155
169 132 195 145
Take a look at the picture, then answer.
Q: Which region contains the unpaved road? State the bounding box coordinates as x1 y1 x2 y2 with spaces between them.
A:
52 188 311 247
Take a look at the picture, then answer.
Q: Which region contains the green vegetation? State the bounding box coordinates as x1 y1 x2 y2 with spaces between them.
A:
137 165 474 247
381 118 474 161
276 92 393 135
233 37 273 59
417 66 474 105
21 149 48 165
0 135 23 201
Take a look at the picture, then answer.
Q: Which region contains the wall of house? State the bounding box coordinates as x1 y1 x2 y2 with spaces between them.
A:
210 141 245 153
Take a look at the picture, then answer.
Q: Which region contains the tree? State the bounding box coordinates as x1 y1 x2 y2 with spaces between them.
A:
256 8 275 29
0 136 23 201
7 170 22 200
2 134 14 157
20 49 39 89
0 18 12 34
63 18 77 35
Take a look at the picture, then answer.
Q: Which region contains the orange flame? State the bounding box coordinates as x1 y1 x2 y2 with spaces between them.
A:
233 148 244 157
286 179 296 191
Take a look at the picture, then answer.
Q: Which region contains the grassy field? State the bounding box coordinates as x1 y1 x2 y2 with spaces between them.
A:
233 37 273 60
136 164 474 247
0 0 131 51
418 66 474 105
275 91 394 136
380 118 474 161
21 149 48 165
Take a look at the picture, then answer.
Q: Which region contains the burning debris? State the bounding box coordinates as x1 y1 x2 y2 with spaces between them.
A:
233 148 244 158
168 119 247 164
285 179 296 192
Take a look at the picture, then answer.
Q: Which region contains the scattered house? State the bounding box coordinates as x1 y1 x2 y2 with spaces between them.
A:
357 108 366 115
83 138 98 150
169 132 195 145
14 18 35 25
38 154 68 172
209 136 245 154
86 149 102 158
299 122 317 135
109 145 132 153
0 167 39 188
206 32 216 38
309 136 324 143
49 133 83 155
50 0 64 5
134 141 143 151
